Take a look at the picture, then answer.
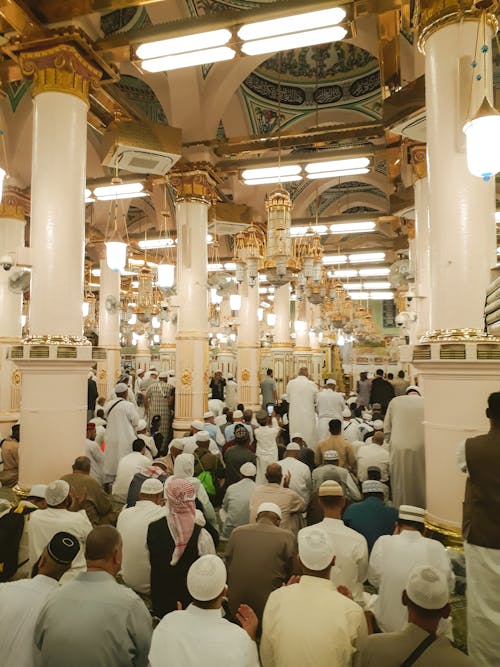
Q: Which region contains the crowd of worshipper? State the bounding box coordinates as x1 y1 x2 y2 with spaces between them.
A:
0 364 496 666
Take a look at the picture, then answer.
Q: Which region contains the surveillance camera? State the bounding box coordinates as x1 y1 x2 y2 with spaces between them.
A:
0 254 13 271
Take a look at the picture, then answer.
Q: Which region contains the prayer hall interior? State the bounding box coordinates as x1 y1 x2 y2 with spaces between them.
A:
0 0 499 666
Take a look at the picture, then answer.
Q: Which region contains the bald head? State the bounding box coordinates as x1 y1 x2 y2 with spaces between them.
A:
372 431 385 446
72 456 91 474
265 463 283 485
85 526 121 567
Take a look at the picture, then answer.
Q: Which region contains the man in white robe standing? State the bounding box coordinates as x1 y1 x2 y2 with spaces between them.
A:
286 367 318 450
384 386 425 508
103 383 140 485
316 379 346 441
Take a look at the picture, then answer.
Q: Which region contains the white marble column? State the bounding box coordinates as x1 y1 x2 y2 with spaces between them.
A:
270 284 293 397
413 176 431 339
294 299 312 375
135 334 151 370
412 14 500 538
309 305 323 386
170 167 214 433
97 258 121 399
160 317 176 373
236 278 260 409
13 46 101 489
0 202 25 436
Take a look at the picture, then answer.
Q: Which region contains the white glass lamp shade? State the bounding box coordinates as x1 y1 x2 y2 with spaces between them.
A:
266 312 277 327
294 319 307 333
106 240 127 272
337 331 346 346
464 98 500 182
82 301 90 317
151 316 161 329
302 257 313 278
257 307 264 321
230 294 242 311
157 263 175 288
0 167 6 202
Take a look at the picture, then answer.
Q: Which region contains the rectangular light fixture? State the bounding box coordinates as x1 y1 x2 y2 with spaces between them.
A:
92 182 147 201
141 46 235 72
495 212 500 223
358 267 390 277
242 165 301 185
370 291 394 299
329 221 375 234
207 263 223 271
343 282 363 290
364 281 391 289
137 29 232 60
332 269 358 278
138 238 176 250
306 167 369 180
85 188 95 203
243 175 302 185
305 157 369 174
224 262 237 270
128 258 158 267
349 252 385 263
349 291 370 300
238 8 346 41
291 225 328 236
322 254 348 265
241 25 347 56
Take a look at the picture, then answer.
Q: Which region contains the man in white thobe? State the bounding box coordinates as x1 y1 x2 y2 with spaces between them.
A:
112 440 151 503
0 531 79 667
103 383 140 484
149 555 259 667
221 462 256 538
316 379 346 441
286 367 318 450
356 431 390 483
278 443 312 506
368 505 454 633
225 374 238 410
384 386 425 508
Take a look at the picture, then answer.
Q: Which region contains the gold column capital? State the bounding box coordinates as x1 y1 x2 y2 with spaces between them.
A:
415 0 497 53
170 162 220 204
19 44 102 105
409 144 427 181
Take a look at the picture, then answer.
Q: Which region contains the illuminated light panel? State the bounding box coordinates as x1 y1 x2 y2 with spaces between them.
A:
241 25 347 56
349 252 385 263
93 182 144 198
291 225 328 236
329 221 375 234
332 269 358 278
238 8 346 41
343 283 363 290
495 212 500 223
137 29 231 59
322 255 348 265
139 238 175 249
358 267 390 277
364 281 391 290
141 46 235 72
243 175 302 185
305 157 370 173
306 167 369 180
370 291 394 299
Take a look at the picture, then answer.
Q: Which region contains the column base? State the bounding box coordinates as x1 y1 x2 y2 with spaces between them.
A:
425 516 463 551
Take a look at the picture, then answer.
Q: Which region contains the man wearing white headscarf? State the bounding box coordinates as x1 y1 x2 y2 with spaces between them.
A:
103 383 140 484
316 379 346 441
286 368 318 450
169 453 218 530
147 479 215 618
384 386 425 508
149 555 259 667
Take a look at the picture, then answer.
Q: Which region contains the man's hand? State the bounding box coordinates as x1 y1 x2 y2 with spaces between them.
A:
236 604 259 641
337 585 353 600
283 575 300 586
283 471 291 488
69 487 87 512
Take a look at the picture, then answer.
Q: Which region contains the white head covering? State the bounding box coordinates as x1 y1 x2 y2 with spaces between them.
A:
298 528 335 570
0 499 11 519
323 450 339 462
136 419 148 432
195 430 210 443
405 566 449 609
140 478 164 495
257 502 282 519
29 484 48 499
346 397 357 407
169 438 185 452
280 394 288 400
362 480 386 494
406 385 421 395
319 480 343 496
399 504 426 524
191 420 205 431
372 419 384 430
114 382 128 394
233 410 243 419
187 555 227 601
286 442 301 451
173 453 195 479
290 432 304 441
159 371 169 379
203 411 214 419
342 407 352 418
326 378 336 385
46 480 70 507
240 462 257 477
227 374 234 380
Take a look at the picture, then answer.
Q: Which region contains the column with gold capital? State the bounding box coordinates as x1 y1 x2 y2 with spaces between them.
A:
269 284 293 398
170 166 215 433
0 194 26 436
13 45 102 490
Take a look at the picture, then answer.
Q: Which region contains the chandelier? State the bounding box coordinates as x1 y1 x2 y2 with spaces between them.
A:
233 224 264 287
264 188 300 286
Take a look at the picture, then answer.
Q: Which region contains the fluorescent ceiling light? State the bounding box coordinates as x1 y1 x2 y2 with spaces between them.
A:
370 291 393 299
224 262 236 270
97 192 148 201
330 221 376 234
349 292 370 300
291 225 328 236
244 175 302 185
208 263 223 271
93 182 144 198
322 255 348 265
242 25 346 56
496 212 500 223
332 269 358 278
343 283 363 290
84 188 95 203
137 29 231 59
306 167 369 180
358 267 390 277
138 238 176 250
91 268 101 277
305 157 370 173
349 252 385 263
128 258 158 267
238 8 346 41
242 165 301 180
364 281 391 289
142 47 235 72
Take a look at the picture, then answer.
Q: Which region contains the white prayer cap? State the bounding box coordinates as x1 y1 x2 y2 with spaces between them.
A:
195 430 210 442
136 419 148 432
342 407 352 418
169 438 185 452
323 450 339 462
298 528 335 570
399 504 426 524
187 555 227 601
227 374 234 380
319 480 343 497
233 409 243 419
191 420 205 431
257 502 282 519
290 432 303 440
203 411 214 419
159 371 169 379
149 365 157 371
0 499 11 518
29 484 48 499
373 420 384 430
280 394 288 400
406 385 421 395
137 368 145 375
361 411 372 421
140 478 164 495
114 382 128 394
240 462 257 477
149 369 159 376
46 480 70 507
326 378 336 385
168 370 175 377
286 442 301 451
346 397 357 407
362 480 386 494
405 566 449 610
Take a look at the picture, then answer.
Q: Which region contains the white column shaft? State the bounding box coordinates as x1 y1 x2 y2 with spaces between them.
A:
273 285 291 343
414 177 431 338
237 279 260 408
